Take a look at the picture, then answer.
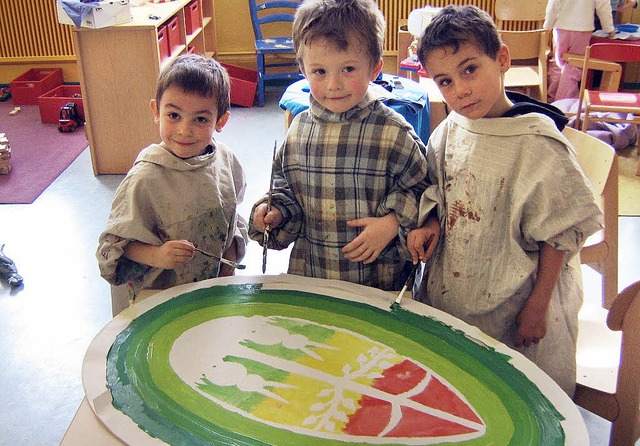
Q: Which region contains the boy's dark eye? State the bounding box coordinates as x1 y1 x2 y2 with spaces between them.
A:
314 68 326 75
465 65 477 75
195 117 209 124
344 66 355 73
168 112 180 120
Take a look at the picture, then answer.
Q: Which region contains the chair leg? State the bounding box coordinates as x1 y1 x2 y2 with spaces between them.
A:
257 53 265 107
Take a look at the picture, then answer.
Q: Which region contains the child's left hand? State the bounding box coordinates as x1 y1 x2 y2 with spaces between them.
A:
342 213 399 264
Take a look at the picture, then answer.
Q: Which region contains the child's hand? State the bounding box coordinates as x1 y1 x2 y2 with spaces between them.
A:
253 203 283 232
407 216 440 264
514 300 548 348
155 240 196 269
342 213 399 264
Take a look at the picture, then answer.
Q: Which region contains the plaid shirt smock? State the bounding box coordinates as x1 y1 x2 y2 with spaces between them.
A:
249 91 428 290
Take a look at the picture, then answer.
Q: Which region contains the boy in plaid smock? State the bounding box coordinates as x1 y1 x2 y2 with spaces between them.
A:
249 0 430 290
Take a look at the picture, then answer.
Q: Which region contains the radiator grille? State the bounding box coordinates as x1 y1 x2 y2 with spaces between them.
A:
378 0 536 53
0 0 75 58
0 1 536 59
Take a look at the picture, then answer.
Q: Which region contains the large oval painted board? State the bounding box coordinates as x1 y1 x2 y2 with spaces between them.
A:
82 275 588 445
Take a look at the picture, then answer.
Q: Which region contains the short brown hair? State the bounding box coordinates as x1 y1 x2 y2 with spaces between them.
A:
293 0 385 69
155 54 230 119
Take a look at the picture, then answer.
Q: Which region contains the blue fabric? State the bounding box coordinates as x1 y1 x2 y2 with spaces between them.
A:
59 0 100 28
279 74 431 143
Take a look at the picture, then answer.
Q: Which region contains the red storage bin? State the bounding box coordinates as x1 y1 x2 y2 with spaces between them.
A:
167 16 182 55
221 63 258 108
11 68 63 105
185 0 202 36
37 85 84 124
157 25 170 63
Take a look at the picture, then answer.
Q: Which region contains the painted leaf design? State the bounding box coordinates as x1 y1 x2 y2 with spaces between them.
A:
169 315 486 442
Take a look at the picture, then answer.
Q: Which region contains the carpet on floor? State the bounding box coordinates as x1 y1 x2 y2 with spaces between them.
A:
618 145 640 216
0 101 88 204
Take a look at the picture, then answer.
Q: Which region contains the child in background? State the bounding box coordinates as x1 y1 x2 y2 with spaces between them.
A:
249 0 430 291
544 0 615 102
97 54 248 315
408 5 603 396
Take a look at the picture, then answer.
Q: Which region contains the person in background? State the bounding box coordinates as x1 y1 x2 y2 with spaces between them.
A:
97 54 248 315
407 5 603 396
544 0 615 102
249 0 431 291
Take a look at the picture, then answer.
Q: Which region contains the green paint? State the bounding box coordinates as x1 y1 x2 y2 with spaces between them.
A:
106 283 565 445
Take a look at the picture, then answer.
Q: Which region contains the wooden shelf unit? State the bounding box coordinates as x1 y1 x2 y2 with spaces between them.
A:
73 0 216 174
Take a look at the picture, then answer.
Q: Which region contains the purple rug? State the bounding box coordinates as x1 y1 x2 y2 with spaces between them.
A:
0 100 88 204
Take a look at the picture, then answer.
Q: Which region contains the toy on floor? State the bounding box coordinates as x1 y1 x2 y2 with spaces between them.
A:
58 102 84 133
0 133 11 174
0 87 10 102
0 244 23 287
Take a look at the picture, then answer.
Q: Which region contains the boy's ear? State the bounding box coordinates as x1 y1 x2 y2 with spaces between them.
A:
370 58 384 80
215 110 231 132
150 99 160 123
498 44 511 74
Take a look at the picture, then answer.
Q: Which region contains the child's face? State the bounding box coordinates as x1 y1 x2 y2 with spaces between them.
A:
300 36 383 114
150 86 229 159
424 41 512 119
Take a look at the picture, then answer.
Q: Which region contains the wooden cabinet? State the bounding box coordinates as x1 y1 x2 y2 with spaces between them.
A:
72 0 216 174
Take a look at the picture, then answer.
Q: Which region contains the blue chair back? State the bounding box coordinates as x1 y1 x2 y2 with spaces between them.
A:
248 0 300 41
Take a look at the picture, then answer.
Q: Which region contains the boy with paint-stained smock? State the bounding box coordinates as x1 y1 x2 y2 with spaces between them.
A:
97 55 248 315
407 6 603 396
248 0 430 291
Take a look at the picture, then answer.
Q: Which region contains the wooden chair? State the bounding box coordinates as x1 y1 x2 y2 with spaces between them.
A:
247 0 303 107
494 0 549 101
575 280 640 446
494 0 547 29
563 126 619 309
574 43 640 175
499 29 549 101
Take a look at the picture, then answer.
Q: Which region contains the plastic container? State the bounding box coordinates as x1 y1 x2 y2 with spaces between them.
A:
157 25 170 63
167 16 182 55
185 0 202 36
37 85 84 124
221 63 258 107
10 68 63 105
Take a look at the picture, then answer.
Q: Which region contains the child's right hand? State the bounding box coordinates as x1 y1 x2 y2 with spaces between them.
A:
253 203 283 232
155 240 196 269
407 216 440 264
124 239 195 270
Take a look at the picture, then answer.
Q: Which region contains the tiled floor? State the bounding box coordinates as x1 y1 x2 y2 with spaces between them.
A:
0 83 638 445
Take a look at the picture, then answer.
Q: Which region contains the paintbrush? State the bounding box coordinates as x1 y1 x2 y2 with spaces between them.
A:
262 140 277 274
194 247 246 270
390 263 420 310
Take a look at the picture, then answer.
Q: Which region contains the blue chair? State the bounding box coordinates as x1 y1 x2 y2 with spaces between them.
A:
248 0 302 106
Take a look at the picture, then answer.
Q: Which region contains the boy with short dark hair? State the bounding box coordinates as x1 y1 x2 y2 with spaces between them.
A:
408 5 603 396
249 0 430 291
97 54 248 315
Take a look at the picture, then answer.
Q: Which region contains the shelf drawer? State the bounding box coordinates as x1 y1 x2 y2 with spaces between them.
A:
167 15 182 55
158 25 170 63
185 0 202 36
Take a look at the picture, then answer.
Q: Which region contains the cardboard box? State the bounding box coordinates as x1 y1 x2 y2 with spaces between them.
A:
56 1 131 29
11 68 64 105
37 85 85 124
221 63 258 108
